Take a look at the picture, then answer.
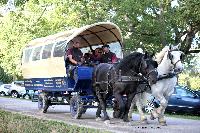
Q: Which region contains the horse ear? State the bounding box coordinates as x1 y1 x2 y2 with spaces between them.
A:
169 45 172 51
167 52 173 60
144 51 149 59
150 52 155 58
174 44 180 50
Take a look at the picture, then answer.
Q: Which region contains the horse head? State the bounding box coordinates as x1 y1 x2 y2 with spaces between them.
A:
167 45 184 73
139 51 158 85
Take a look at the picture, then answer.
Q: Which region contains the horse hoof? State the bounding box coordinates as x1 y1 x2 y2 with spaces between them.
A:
160 122 167 126
104 120 111 125
123 118 130 122
140 120 148 124
150 113 155 120
96 117 102 121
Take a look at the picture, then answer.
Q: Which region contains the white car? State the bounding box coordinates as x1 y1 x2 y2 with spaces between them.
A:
0 84 11 96
8 81 26 98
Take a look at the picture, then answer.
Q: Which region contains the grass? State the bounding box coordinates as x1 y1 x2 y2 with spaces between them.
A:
164 112 200 120
0 110 110 133
131 110 200 120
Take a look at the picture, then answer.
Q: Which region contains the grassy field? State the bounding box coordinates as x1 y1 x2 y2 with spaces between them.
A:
164 112 200 120
0 110 110 133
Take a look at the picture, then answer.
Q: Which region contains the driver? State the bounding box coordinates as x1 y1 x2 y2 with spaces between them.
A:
65 38 83 77
101 45 117 63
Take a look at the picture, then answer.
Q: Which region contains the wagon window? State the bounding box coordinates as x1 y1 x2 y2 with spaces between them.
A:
32 46 42 61
53 41 66 57
42 43 53 59
24 48 32 63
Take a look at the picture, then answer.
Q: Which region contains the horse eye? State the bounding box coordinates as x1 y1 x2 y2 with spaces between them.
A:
180 54 184 60
169 53 173 60
154 61 158 68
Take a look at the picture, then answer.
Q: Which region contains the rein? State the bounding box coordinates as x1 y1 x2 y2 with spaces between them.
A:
157 72 177 81
157 50 182 81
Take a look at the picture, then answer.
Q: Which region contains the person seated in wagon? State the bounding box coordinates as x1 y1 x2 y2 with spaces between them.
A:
101 44 118 63
90 47 103 64
65 38 84 77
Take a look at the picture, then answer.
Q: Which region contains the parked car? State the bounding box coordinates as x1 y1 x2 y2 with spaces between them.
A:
145 85 200 115
194 90 200 96
7 81 26 98
0 84 11 96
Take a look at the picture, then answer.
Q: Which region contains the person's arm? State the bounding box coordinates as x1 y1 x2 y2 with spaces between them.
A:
68 55 78 65
112 53 118 63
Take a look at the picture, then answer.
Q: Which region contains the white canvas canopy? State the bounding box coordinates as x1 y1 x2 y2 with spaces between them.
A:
26 22 123 49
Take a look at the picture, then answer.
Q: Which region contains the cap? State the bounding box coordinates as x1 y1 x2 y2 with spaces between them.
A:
102 45 110 48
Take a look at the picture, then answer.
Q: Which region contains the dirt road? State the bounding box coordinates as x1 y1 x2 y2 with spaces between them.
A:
0 97 200 133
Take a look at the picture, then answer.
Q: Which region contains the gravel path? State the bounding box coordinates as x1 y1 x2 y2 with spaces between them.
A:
0 97 200 133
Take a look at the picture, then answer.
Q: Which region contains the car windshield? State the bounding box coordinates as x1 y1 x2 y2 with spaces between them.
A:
176 88 194 97
14 81 24 87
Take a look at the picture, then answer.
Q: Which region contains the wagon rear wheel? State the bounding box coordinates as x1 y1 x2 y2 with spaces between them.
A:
70 95 84 119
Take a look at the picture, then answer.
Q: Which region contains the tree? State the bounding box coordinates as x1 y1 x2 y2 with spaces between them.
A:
0 0 199 83
110 0 200 53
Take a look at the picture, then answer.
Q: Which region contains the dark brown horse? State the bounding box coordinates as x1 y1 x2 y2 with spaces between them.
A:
93 52 158 123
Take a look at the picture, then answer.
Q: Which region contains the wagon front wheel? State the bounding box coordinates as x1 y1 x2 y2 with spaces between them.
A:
70 95 84 119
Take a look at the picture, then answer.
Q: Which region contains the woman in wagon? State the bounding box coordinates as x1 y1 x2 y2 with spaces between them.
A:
90 47 103 64
65 38 84 78
101 44 118 63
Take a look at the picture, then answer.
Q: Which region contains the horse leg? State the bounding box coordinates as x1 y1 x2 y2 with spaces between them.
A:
123 93 135 122
97 92 110 122
95 99 102 121
114 93 125 119
128 100 135 120
151 94 167 120
158 96 169 126
135 93 148 124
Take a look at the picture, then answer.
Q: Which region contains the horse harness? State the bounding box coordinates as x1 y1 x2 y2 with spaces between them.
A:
94 64 151 94
157 72 177 81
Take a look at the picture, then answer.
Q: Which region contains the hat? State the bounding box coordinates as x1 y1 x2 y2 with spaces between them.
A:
102 45 110 48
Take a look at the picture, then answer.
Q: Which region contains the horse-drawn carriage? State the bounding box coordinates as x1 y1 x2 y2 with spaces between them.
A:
22 22 160 122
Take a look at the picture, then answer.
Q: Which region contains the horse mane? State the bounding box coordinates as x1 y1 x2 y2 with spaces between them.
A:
116 52 143 73
155 46 170 64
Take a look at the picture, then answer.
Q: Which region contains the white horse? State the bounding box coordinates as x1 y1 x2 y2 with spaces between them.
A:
129 45 184 126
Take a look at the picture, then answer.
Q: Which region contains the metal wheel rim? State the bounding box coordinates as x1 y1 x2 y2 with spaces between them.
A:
0 92 5 96
12 92 18 98
145 103 155 113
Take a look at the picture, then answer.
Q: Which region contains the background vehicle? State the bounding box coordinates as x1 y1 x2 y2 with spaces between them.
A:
0 84 11 96
194 90 200 96
166 85 200 115
8 81 26 98
145 85 200 115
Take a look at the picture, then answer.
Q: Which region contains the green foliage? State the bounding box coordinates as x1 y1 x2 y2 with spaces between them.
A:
179 73 200 90
0 0 199 85
0 66 13 83
0 109 110 133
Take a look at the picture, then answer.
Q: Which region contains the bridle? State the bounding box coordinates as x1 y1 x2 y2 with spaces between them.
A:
138 59 158 81
168 50 183 71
